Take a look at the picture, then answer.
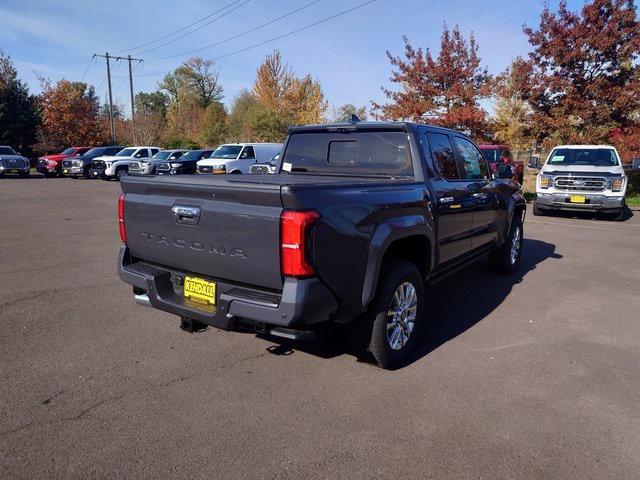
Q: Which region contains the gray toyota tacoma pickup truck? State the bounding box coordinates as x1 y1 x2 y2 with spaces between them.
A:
117 121 526 369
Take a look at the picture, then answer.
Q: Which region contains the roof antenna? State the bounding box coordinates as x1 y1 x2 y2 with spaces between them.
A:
349 114 361 123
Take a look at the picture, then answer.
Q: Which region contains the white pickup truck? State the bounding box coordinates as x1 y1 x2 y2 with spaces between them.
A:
533 145 627 220
196 143 282 174
90 146 161 180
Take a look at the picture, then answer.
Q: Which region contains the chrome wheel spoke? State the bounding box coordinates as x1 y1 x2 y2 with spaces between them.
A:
386 281 419 351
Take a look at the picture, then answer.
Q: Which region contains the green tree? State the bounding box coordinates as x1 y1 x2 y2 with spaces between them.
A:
333 104 368 122
200 101 228 147
160 58 223 107
0 51 39 154
492 59 534 151
135 91 169 117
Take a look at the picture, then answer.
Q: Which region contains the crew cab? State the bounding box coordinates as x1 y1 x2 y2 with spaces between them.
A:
479 144 524 184
157 149 214 175
533 145 627 220
128 149 188 176
37 147 92 177
117 121 526 369
196 143 282 174
61 146 126 178
0 146 30 178
90 146 160 180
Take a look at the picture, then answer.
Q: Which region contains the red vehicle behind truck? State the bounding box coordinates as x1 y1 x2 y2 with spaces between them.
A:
478 145 524 184
37 147 92 177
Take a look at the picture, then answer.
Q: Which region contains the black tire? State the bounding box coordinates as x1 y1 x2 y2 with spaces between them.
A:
19 170 30 178
115 167 127 180
489 213 523 274
348 260 425 369
607 208 625 222
532 200 545 216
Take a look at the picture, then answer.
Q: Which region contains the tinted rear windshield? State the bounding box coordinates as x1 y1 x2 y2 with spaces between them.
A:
282 131 413 176
547 148 619 167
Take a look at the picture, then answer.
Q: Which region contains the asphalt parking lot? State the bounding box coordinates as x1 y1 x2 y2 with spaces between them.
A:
2 176 640 479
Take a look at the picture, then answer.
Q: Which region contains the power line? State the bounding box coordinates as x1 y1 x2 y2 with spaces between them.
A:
136 0 251 55
137 0 376 78
114 0 245 54
80 57 95 82
148 0 322 62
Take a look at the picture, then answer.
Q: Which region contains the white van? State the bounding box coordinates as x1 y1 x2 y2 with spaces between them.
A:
196 143 282 174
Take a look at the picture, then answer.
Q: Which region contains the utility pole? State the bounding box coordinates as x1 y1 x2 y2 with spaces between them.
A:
93 52 115 141
93 52 143 143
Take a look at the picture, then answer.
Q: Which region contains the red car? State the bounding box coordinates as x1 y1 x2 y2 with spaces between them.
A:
478 145 524 184
37 147 92 177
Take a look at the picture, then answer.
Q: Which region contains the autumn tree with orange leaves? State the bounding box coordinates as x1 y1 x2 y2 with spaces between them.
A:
373 25 493 140
37 79 106 152
512 0 640 158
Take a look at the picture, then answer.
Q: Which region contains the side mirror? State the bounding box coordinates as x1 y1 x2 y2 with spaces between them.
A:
528 156 540 169
496 163 515 179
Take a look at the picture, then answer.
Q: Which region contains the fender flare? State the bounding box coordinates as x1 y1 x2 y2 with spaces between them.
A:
505 193 527 239
361 214 435 308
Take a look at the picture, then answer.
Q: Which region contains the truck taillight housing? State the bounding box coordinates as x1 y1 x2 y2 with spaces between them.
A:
280 210 319 277
118 193 126 244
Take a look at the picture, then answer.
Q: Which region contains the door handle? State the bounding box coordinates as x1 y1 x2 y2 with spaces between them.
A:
172 206 201 225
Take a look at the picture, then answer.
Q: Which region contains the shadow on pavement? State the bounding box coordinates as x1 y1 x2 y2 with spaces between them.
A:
258 238 561 368
536 205 634 222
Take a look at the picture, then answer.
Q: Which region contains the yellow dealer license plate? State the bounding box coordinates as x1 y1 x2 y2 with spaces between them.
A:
184 276 216 305
570 195 586 203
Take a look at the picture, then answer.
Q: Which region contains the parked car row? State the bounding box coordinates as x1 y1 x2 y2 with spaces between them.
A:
0 143 284 181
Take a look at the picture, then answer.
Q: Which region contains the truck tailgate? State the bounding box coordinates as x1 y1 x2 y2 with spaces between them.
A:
120 176 284 290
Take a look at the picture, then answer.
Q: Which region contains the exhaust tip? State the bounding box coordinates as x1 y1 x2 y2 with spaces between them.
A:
134 293 151 307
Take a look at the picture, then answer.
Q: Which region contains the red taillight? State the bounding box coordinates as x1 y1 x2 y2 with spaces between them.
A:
280 210 319 277
118 193 126 244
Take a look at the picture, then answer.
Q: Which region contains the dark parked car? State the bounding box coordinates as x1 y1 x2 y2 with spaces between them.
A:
156 149 214 175
61 146 126 178
0 146 30 178
117 121 526 369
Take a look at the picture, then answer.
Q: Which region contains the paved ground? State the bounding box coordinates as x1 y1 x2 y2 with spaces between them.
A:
1 176 639 479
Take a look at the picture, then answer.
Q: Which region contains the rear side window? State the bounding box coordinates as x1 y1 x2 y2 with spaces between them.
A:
282 131 412 176
427 133 459 180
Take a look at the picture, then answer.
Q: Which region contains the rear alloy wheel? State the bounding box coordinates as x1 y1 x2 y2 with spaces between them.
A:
349 259 425 369
489 214 523 274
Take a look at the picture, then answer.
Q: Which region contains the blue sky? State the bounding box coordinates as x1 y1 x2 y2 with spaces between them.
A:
0 0 585 117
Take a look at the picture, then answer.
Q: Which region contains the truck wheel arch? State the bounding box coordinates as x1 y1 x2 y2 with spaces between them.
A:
505 194 527 242
361 215 435 308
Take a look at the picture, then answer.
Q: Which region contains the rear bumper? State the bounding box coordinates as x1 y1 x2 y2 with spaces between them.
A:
117 246 337 329
536 193 625 212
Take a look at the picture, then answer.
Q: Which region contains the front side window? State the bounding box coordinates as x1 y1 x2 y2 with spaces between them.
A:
169 151 184 160
181 150 202 160
282 131 412 176
136 149 150 158
454 137 489 180
240 146 255 160
427 133 459 180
